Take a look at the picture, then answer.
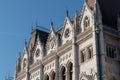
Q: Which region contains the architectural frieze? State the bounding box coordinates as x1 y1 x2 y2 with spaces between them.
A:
57 45 72 56
17 69 26 80
29 61 40 73
42 52 56 65
76 27 92 45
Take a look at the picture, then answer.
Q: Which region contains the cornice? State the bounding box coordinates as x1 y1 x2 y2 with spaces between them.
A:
29 61 40 73
57 40 72 56
17 69 26 80
76 27 93 45
42 52 56 65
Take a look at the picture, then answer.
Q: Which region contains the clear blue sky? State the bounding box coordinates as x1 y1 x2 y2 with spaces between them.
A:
0 0 83 79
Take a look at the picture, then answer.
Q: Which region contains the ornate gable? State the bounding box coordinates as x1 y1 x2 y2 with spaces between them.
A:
79 2 94 32
21 46 28 70
46 24 57 55
30 34 44 65
27 28 48 56
61 14 73 45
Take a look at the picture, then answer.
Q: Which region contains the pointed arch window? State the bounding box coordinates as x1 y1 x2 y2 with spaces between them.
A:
88 46 93 59
61 66 66 80
23 58 26 69
65 28 70 38
81 49 86 63
84 16 90 30
51 72 55 80
36 49 40 57
68 62 73 80
45 75 49 80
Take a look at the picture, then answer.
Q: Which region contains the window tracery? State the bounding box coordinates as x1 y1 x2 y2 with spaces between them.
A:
65 28 70 38
81 50 86 63
84 16 90 30
61 66 66 80
23 58 26 69
88 46 93 59
106 44 117 59
36 49 40 57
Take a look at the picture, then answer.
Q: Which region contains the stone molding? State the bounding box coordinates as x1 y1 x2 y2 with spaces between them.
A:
76 27 93 45
29 61 40 73
16 69 26 80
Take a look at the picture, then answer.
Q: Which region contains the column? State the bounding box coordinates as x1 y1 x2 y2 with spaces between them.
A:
59 70 62 80
40 61 44 80
72 27 79 80
55 55 59 80
99 24 106 80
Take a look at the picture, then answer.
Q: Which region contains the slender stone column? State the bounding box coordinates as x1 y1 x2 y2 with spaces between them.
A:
59 69 61 80
66 70 70 80
49 75 52 80
99 24 106 80
40 61 44 80
72 26 79 80
65 68 68 80
55 55 59 80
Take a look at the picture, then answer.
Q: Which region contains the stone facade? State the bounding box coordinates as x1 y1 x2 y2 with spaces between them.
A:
14 0 120 80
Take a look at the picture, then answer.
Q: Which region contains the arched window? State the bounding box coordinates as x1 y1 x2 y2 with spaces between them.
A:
61 66 66 80
45 75 49 80
88 46 93 59
51 72 55 80
23 58 26 69
81 50 86 63
68 62 73 80
65 28 70 38
36 49 40 57
36 77 39 80
84 16 90 30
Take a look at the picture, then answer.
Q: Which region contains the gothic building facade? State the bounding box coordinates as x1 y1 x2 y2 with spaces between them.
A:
14 0 120 80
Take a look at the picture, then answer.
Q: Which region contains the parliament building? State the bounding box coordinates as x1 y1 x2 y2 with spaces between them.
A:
14 0 120 80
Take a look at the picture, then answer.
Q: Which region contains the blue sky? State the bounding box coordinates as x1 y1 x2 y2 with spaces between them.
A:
0 0 83 79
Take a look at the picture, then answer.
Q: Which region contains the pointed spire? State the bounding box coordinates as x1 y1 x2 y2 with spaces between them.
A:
75 10 78 18
51 21 53 27
74 10 79 26
66 10 69 17
50 19 54 31
25 39 27 47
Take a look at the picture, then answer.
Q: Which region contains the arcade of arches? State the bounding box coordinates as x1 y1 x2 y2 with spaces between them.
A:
44 62 73 80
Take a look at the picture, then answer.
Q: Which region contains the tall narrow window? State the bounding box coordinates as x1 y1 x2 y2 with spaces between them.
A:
51 72 55 80
45 75 49 80
61 67 66 80
36 49 40 57
68 62 73 80
106 44 116 59
23 58 26 69
88 46 93 59
84 16 90 30
81 50 86 63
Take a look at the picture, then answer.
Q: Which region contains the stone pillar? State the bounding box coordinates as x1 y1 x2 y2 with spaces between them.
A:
55 55 59 80
59 70 61 80
40 62 44 80
49 75 52 80
72 26 79 80
99 24 106 80
66 68 68 80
